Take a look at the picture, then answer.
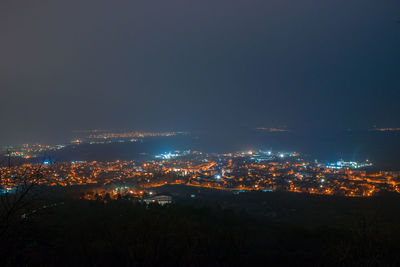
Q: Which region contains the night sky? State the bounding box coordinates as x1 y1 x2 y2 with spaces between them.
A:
1 0 399 145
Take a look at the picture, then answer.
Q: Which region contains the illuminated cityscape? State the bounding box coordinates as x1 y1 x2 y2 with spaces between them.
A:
1 150 399 199
1 144 66 159
1 0 400 265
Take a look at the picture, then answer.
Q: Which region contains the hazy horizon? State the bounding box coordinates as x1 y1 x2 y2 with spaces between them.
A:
1 0 400 146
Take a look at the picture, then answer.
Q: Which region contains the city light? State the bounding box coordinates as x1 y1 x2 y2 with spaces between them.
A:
1 150 393 199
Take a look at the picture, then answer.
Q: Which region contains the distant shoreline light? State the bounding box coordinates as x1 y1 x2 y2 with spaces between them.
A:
255 128 288 132
369 128 400 132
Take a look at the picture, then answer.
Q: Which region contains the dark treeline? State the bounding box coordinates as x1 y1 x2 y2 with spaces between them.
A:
1 197 400 267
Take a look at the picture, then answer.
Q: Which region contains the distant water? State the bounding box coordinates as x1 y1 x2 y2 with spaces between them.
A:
41 130 400 170
193 130 400 170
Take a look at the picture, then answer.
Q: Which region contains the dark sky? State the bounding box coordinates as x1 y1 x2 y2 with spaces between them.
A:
1 0 399 145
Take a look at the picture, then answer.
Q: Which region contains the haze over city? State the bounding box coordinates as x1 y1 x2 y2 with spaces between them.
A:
1 0 399 145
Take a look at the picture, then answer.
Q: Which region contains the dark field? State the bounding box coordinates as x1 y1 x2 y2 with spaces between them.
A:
2 186 400 266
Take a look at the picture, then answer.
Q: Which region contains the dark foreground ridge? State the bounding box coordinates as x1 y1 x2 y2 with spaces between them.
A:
2 189 400 266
